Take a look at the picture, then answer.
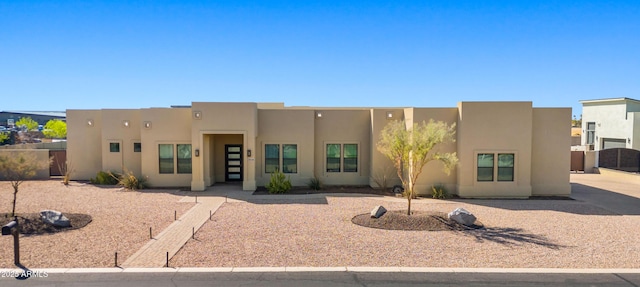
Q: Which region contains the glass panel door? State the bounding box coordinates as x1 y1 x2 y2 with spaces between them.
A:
225 144 243 181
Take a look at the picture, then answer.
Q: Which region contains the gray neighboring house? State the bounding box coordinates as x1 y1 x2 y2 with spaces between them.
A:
580 97 640 151
0 111 66 128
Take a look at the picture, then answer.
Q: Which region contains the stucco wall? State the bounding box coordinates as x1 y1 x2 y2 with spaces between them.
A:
409 108 459 195
100 109 142 175
531 108 571 196
67 109 103 180
256 109 315 186
456 102 533 198
190 102 257 191
369 109 404 190
140 108 192 187
314 109 371 185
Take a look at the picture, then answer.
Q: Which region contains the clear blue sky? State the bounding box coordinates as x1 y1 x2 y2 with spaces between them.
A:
2 1 639 117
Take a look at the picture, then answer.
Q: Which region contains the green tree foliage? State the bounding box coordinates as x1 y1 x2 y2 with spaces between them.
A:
43 119 67 138
377 120 458 215
0 152 52 216
0 132 8 144
15 117 38 131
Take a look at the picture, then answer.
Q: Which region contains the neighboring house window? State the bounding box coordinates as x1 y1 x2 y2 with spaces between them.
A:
282 144 297 173
177 144 192 174
326 143 358 173
264 144 298 174
477 154 494 181
134 142 141 152
159 144 174 174
110 143 120 153
497 154 514 181
586 122 595 145
265 144 279 173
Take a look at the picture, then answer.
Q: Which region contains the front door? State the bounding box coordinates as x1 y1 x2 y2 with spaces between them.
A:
225 144 243 181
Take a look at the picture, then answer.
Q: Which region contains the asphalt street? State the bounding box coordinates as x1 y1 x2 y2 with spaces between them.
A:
1 271 639 287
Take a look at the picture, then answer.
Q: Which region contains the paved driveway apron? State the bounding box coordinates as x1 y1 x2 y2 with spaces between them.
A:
570 173 640 215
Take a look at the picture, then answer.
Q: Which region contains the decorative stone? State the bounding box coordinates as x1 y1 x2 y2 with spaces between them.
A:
448 207 476 226
371 205 387 218
40 210 71 227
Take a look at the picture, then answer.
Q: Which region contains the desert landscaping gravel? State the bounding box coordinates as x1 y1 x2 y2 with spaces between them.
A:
0 180 194 268
171 195 640 268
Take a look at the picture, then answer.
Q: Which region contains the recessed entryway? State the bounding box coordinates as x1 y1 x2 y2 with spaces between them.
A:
225 144 243 181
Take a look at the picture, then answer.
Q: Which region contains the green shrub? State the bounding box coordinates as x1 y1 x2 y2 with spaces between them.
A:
431 184 449 199
118 170 149 190
266 169 292 194
90 171 120 185
307 177 322 191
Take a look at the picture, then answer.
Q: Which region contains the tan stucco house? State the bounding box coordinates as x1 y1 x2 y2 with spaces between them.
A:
67 101 571 198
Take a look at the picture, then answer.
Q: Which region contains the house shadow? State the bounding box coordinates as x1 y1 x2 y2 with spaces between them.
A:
448 182 640 216
457 227 567 249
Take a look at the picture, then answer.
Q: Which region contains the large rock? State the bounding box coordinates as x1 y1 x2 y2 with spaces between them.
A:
447 207 476 226
40 210 71 227
371 205 387 218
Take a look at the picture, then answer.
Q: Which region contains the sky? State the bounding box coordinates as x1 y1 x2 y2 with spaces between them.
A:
1 1 639 117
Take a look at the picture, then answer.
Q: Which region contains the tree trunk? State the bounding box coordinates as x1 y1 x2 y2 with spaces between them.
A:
11 184 18 217
407 190 412 215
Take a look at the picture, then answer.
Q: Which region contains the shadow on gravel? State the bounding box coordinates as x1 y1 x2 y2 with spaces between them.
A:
459 227 566 249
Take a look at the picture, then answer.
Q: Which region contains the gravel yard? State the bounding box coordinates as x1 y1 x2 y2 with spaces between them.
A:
171 195 640 268
0 180 194 268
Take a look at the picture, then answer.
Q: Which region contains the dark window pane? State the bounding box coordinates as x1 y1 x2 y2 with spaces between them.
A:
498 167 514 181
343 144 358 172
134 143 141 152
282 144 297 173
177 144 192 174
326 144 341 172
265 144 279 173
477 153 494 181
477 167 494 181
159 144 174 174
110 143 120 153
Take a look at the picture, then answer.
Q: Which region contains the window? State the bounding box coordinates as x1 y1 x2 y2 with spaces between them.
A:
477 154 494 181
586 122 596 145
477 153 515 182
343 144 358 172
159 144 174 174
326 144 358 173
326 144 341 172
265 144 279 173
109 143 120 153
497 154 514 181
264 144 297 174
177 144 192 174
282 144 297 173
133 142 141 152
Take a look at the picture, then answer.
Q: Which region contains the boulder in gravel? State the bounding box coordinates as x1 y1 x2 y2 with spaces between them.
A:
40 210 71 227
371 205 387 218
447 207 476 226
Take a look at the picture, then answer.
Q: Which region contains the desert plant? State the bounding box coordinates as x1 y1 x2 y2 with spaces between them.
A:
266 169 292 194
377 119 458 215
15 117 38 131
0 152 52 216
90 170 120 185
371 165 395 192
58 160 74 186
307 177 322 190
118 170 149 190
43 119 67 139
431 184 449 199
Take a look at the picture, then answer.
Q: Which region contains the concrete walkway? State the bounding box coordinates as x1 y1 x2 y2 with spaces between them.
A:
121 194 226 268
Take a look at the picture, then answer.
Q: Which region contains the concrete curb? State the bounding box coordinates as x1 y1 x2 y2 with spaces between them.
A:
1 267 639 274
